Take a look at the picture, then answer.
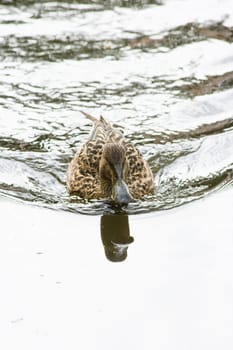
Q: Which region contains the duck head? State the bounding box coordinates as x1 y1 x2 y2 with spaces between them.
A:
99 143 134 205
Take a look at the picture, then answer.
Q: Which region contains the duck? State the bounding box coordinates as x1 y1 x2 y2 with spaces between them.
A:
67 111 154 205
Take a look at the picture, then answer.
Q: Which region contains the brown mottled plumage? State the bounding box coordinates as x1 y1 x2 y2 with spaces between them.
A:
67 111 154 203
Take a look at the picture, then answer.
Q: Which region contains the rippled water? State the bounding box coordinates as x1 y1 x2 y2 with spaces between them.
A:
0 0 233 214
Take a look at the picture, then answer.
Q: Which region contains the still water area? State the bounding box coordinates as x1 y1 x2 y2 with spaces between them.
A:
1 0 233 217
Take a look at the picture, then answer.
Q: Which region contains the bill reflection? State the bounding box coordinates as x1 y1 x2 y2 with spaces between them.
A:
100 214 134 263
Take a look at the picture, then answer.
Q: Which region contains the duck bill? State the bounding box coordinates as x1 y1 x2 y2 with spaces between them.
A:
112 179 134 205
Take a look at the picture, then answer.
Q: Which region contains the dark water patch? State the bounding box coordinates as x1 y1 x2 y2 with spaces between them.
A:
2 22 233 63
126 22 233 51
131 118 233 145
163 22 233 47
0 35 124 62
196 23 233 43
0 136 46 152
180 71 233 98
0 0 162 8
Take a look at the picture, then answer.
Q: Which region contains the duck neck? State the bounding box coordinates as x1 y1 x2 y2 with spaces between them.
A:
100 178 112 198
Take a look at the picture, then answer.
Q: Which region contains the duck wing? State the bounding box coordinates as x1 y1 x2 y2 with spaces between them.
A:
67 112 118 198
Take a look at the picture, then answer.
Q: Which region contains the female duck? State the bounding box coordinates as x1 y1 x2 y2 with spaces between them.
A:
67 112 154 204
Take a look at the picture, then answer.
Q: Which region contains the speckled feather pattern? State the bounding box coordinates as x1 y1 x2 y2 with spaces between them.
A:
67 114 154 199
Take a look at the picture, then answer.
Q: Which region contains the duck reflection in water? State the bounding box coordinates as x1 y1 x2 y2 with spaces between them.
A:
101 214 134 262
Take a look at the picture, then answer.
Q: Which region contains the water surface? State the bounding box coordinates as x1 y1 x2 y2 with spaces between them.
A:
1 0 233 214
